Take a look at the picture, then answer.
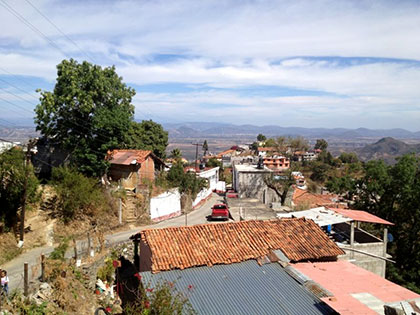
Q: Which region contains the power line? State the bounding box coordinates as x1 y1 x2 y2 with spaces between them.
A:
23 0 96 63
0 0 68 58
0 66 39 91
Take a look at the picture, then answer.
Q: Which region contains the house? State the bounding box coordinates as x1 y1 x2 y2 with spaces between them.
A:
292 260 420 315
263 155 290 171
278 207 394 277
131 218 344 273
129 218 344 314
257 146 278 157
232 163 279 203
291 187 343 209
106 149 165 190
294 150 318 162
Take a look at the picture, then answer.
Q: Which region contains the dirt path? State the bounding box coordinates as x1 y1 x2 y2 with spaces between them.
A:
5 193 225 291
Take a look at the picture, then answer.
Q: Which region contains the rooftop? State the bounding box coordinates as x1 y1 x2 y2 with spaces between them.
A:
277 207 353 226
293 261 420 315
132 218 344 273
332 208 394 225
293 187 341 208
234 164 272 173
141 259 335 315
107 149 152 165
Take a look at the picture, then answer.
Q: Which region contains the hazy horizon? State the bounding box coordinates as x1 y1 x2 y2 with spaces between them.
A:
1 0 420 130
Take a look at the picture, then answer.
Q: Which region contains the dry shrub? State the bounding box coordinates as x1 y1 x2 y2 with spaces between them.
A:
44 259 98 314
0 232 21 265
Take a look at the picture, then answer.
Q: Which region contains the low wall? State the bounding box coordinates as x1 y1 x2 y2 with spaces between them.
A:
192 188 212 209
150 189 182 222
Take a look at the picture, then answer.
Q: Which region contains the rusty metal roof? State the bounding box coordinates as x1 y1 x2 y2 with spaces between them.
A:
107 149 152 165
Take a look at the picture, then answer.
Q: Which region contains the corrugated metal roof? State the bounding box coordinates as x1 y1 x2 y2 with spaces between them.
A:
141 260 336 315
277 207 352 227
331 208 394 225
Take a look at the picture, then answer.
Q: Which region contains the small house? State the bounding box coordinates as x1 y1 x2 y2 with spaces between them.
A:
106 149 165 190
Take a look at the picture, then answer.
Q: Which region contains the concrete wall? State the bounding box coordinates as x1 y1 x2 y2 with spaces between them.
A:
150 189 182 222
340 242 387 277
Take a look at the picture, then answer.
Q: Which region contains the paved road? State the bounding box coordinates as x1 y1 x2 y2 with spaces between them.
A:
4 193 225 291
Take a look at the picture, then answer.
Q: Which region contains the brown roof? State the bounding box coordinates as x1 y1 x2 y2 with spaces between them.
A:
107 149 165 166
107 149 152 165
293 187 339 208
134 218 344 273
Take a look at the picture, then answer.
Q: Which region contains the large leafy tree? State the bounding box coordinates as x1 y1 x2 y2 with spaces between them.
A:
35 59 136 177
0 148 39 230
347 154 420 292
125 120 168 159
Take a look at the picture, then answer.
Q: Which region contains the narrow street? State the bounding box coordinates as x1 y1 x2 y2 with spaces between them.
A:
4 193 225 291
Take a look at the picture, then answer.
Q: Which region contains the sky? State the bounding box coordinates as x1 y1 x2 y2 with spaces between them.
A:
0 0 420 131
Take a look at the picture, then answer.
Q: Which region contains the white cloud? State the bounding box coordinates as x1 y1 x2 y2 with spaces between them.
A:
0 0 420 129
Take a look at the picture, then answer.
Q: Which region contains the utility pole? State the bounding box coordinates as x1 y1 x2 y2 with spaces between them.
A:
19 139 34 246
192 143 201 172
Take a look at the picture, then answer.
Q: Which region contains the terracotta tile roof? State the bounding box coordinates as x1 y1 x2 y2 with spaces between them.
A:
216 149 235 158
293 188 340 208
331 208 394 225
293 261 420 314
134 218 344 273
107 149 152 165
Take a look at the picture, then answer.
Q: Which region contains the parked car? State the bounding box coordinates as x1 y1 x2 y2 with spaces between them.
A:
210 204 229 221
225 189 238 198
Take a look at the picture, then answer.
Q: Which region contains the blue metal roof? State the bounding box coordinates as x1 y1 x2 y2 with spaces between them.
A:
141 260 335 315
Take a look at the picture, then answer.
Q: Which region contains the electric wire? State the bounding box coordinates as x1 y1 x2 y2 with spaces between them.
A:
23 0 97 63
0 0 69 58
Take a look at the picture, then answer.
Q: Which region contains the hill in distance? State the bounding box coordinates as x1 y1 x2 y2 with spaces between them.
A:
356 137 420 164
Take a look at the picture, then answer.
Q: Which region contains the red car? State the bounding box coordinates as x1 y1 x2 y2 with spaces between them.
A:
225 189 238 198
211 204 229 221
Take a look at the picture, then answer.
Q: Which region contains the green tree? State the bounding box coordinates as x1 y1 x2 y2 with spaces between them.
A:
310 161 330 183
50 167 105 222
289 136 309 155
0 148 39 230
202 140 209 156
351 154 420 292
35 59 136 177
125 120 168 159
314 139 328 151
170 148 182 160
339 152 359 164
166 162 207 199
206 157 222 168
264 171 295 205
257 134 266 142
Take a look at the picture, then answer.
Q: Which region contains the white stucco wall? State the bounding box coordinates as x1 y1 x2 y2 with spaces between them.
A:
192 187 212 208
198 167 219 190
150 189 181 221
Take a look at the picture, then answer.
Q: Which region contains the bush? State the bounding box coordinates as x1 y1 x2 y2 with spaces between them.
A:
50 167 105 222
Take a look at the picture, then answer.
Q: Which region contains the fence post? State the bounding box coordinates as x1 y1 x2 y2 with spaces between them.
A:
119 198 122 225
87 232 92 257
24 262 29 297
73 238 78 261
41 253 45 282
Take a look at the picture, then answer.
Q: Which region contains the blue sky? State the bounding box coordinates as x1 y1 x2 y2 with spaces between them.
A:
1 0 420 130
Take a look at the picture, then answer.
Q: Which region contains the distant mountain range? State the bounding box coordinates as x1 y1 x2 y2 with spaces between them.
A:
355 137 420 164
162 122 420 140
